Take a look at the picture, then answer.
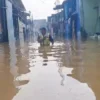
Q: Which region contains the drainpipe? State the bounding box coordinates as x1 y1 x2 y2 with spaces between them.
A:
1 0 8 42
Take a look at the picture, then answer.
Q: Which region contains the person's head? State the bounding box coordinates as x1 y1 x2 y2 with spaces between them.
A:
40 27 46 36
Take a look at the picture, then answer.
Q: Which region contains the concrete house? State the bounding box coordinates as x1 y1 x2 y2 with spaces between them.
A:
0 0 8 42
55 0 100 37
50 0 100 39
0 0 29 42
80 0 100 35
51 0 81 39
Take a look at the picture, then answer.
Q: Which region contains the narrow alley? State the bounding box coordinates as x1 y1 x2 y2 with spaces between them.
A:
0 0 100 100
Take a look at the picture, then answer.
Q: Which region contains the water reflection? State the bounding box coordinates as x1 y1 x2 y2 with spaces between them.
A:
58 66 66 86
69 41 100 100
0 43 18 100
13 41 96 100
0 40 30 100
38 46 53 66
9 39 18 85
1 39 100 100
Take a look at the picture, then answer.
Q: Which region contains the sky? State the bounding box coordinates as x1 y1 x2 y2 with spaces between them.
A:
22 0 64 19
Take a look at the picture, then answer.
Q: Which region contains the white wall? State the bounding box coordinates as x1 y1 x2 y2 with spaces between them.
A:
81 0 99 35
18 19 25 47
6 0 15 42
6 0 17 74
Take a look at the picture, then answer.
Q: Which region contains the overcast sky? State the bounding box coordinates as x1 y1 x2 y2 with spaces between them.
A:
22 0 64 19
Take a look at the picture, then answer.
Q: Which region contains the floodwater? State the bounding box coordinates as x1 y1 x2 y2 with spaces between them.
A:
0 39 100 100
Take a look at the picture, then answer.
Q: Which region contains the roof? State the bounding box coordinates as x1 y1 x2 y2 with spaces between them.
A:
62 0 67 5
9 0 26 11
53 0 68 10
53 5 63 10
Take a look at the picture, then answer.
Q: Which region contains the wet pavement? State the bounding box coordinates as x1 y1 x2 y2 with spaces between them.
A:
0 39 100 100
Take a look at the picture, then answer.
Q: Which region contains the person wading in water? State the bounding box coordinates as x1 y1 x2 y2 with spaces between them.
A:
38 27 54 46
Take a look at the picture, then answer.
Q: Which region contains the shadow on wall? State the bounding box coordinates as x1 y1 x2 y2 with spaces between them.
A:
80 27 88 41
0 34 3 42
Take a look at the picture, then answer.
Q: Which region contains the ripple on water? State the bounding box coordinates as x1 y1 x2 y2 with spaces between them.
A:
0 41 99 100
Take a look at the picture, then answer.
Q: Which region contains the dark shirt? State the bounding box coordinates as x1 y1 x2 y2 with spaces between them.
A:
49 35 54 45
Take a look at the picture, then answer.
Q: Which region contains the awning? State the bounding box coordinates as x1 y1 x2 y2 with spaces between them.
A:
53 5 63 10
9 0 26 11
53 0 68 10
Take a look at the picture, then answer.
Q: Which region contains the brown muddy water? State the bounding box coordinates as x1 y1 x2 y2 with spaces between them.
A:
0 39 100 100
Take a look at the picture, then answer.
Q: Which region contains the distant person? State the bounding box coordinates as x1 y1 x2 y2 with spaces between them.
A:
38 27 54 46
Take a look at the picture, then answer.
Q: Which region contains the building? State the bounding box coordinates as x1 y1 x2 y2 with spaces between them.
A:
0 0 8 42
53 0 81 39
47 10 65 37
0 0 30 42
53 0 100 39
33 19 47 35
12 0 28 41
80 0 100 36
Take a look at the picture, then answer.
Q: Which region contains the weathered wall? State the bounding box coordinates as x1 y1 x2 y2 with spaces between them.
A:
18 19 25 47
6 0 15 42
81 0 99 35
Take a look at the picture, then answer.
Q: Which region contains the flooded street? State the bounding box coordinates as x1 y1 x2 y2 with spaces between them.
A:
0 39 100 100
